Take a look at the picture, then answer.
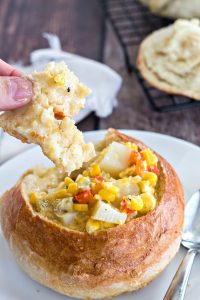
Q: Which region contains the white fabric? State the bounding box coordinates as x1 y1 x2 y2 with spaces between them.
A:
12 32 122 121
0 133 34 163
0 33 122 164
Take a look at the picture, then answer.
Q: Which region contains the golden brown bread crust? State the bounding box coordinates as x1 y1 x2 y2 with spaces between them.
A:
137 43 200 100
139 0 200 20
0 129 184 299
137 19 200 101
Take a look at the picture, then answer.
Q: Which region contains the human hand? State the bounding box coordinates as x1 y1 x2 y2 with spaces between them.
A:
0 59 33 110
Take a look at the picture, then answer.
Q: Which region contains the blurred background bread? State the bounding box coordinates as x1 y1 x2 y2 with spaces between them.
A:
139 0 200 19
137 19 200 100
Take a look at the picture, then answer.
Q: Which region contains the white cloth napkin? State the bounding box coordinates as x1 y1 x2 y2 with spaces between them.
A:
12 33 122 121
0 33 122 164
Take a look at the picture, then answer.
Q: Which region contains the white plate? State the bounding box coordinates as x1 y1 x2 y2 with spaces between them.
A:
0 130 199 300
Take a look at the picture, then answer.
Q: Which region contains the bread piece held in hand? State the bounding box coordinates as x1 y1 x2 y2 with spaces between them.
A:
137 19 200 100
0 62 95 173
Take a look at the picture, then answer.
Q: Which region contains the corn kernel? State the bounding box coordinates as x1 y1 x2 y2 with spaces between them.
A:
77 85 90 98
94 194 102 201
76 176 90 189
108 185 119 194
132 175 142 184
89 164 101 177
101 221 115 229
49 189 69 200
125 142 138 151
142 171 158 186
29 192 39 205
67 183 78 195
141 149 158 166
140 193 156 213
86 218 101 233
73 203 88 212
128 195 143 211
117 220 122 225
119 166 135 178
64 177 74 186
102 183 119 195
91 182 102 194
135 159 147 175
98 189 116 202
102 182 112 189
139 180 154 193
82 170 89 176
54 74 65 85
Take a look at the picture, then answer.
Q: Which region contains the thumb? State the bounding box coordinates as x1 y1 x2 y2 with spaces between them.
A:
0 77 33 111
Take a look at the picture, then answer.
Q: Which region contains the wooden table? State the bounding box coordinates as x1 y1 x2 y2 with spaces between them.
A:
0 0 103 132
0 0 200 145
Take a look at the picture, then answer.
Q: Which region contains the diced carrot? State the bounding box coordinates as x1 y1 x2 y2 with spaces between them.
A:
120 198 134 214
129 151 142 165
135 159 146 175
94 175 104 184
148 165 159 175
74 189 94 204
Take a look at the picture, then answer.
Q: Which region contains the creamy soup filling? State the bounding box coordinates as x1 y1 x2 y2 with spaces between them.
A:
28 141 159 233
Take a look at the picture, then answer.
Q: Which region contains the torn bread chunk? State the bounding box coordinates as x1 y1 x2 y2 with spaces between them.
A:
30 61 90 118
0 62 95 173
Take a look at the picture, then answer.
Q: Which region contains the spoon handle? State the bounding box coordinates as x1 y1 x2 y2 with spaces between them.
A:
163 249 197 300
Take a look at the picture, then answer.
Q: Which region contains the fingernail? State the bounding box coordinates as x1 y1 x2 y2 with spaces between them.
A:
9 77 33 102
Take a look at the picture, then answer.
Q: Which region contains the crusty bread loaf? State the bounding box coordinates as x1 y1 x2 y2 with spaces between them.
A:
0 62 95 173
0 129 184 299
137 19 200 100
139 0 200 19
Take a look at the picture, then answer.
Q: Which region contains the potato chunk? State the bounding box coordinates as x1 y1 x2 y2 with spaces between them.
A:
92 200 127 224
99 142 131 177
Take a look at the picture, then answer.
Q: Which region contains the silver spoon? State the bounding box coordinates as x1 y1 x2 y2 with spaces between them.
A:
164 190 200 300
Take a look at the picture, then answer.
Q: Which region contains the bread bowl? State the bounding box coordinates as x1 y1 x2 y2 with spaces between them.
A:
0 128 184 299
137 19 200 101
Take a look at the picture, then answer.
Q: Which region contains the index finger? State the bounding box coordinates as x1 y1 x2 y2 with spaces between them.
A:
0 59 22 76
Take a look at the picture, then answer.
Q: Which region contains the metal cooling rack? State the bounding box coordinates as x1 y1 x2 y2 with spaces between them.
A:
100 0 200 112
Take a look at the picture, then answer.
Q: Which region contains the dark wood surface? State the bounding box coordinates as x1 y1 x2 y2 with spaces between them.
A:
0 0 102 62
0 0 103 131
